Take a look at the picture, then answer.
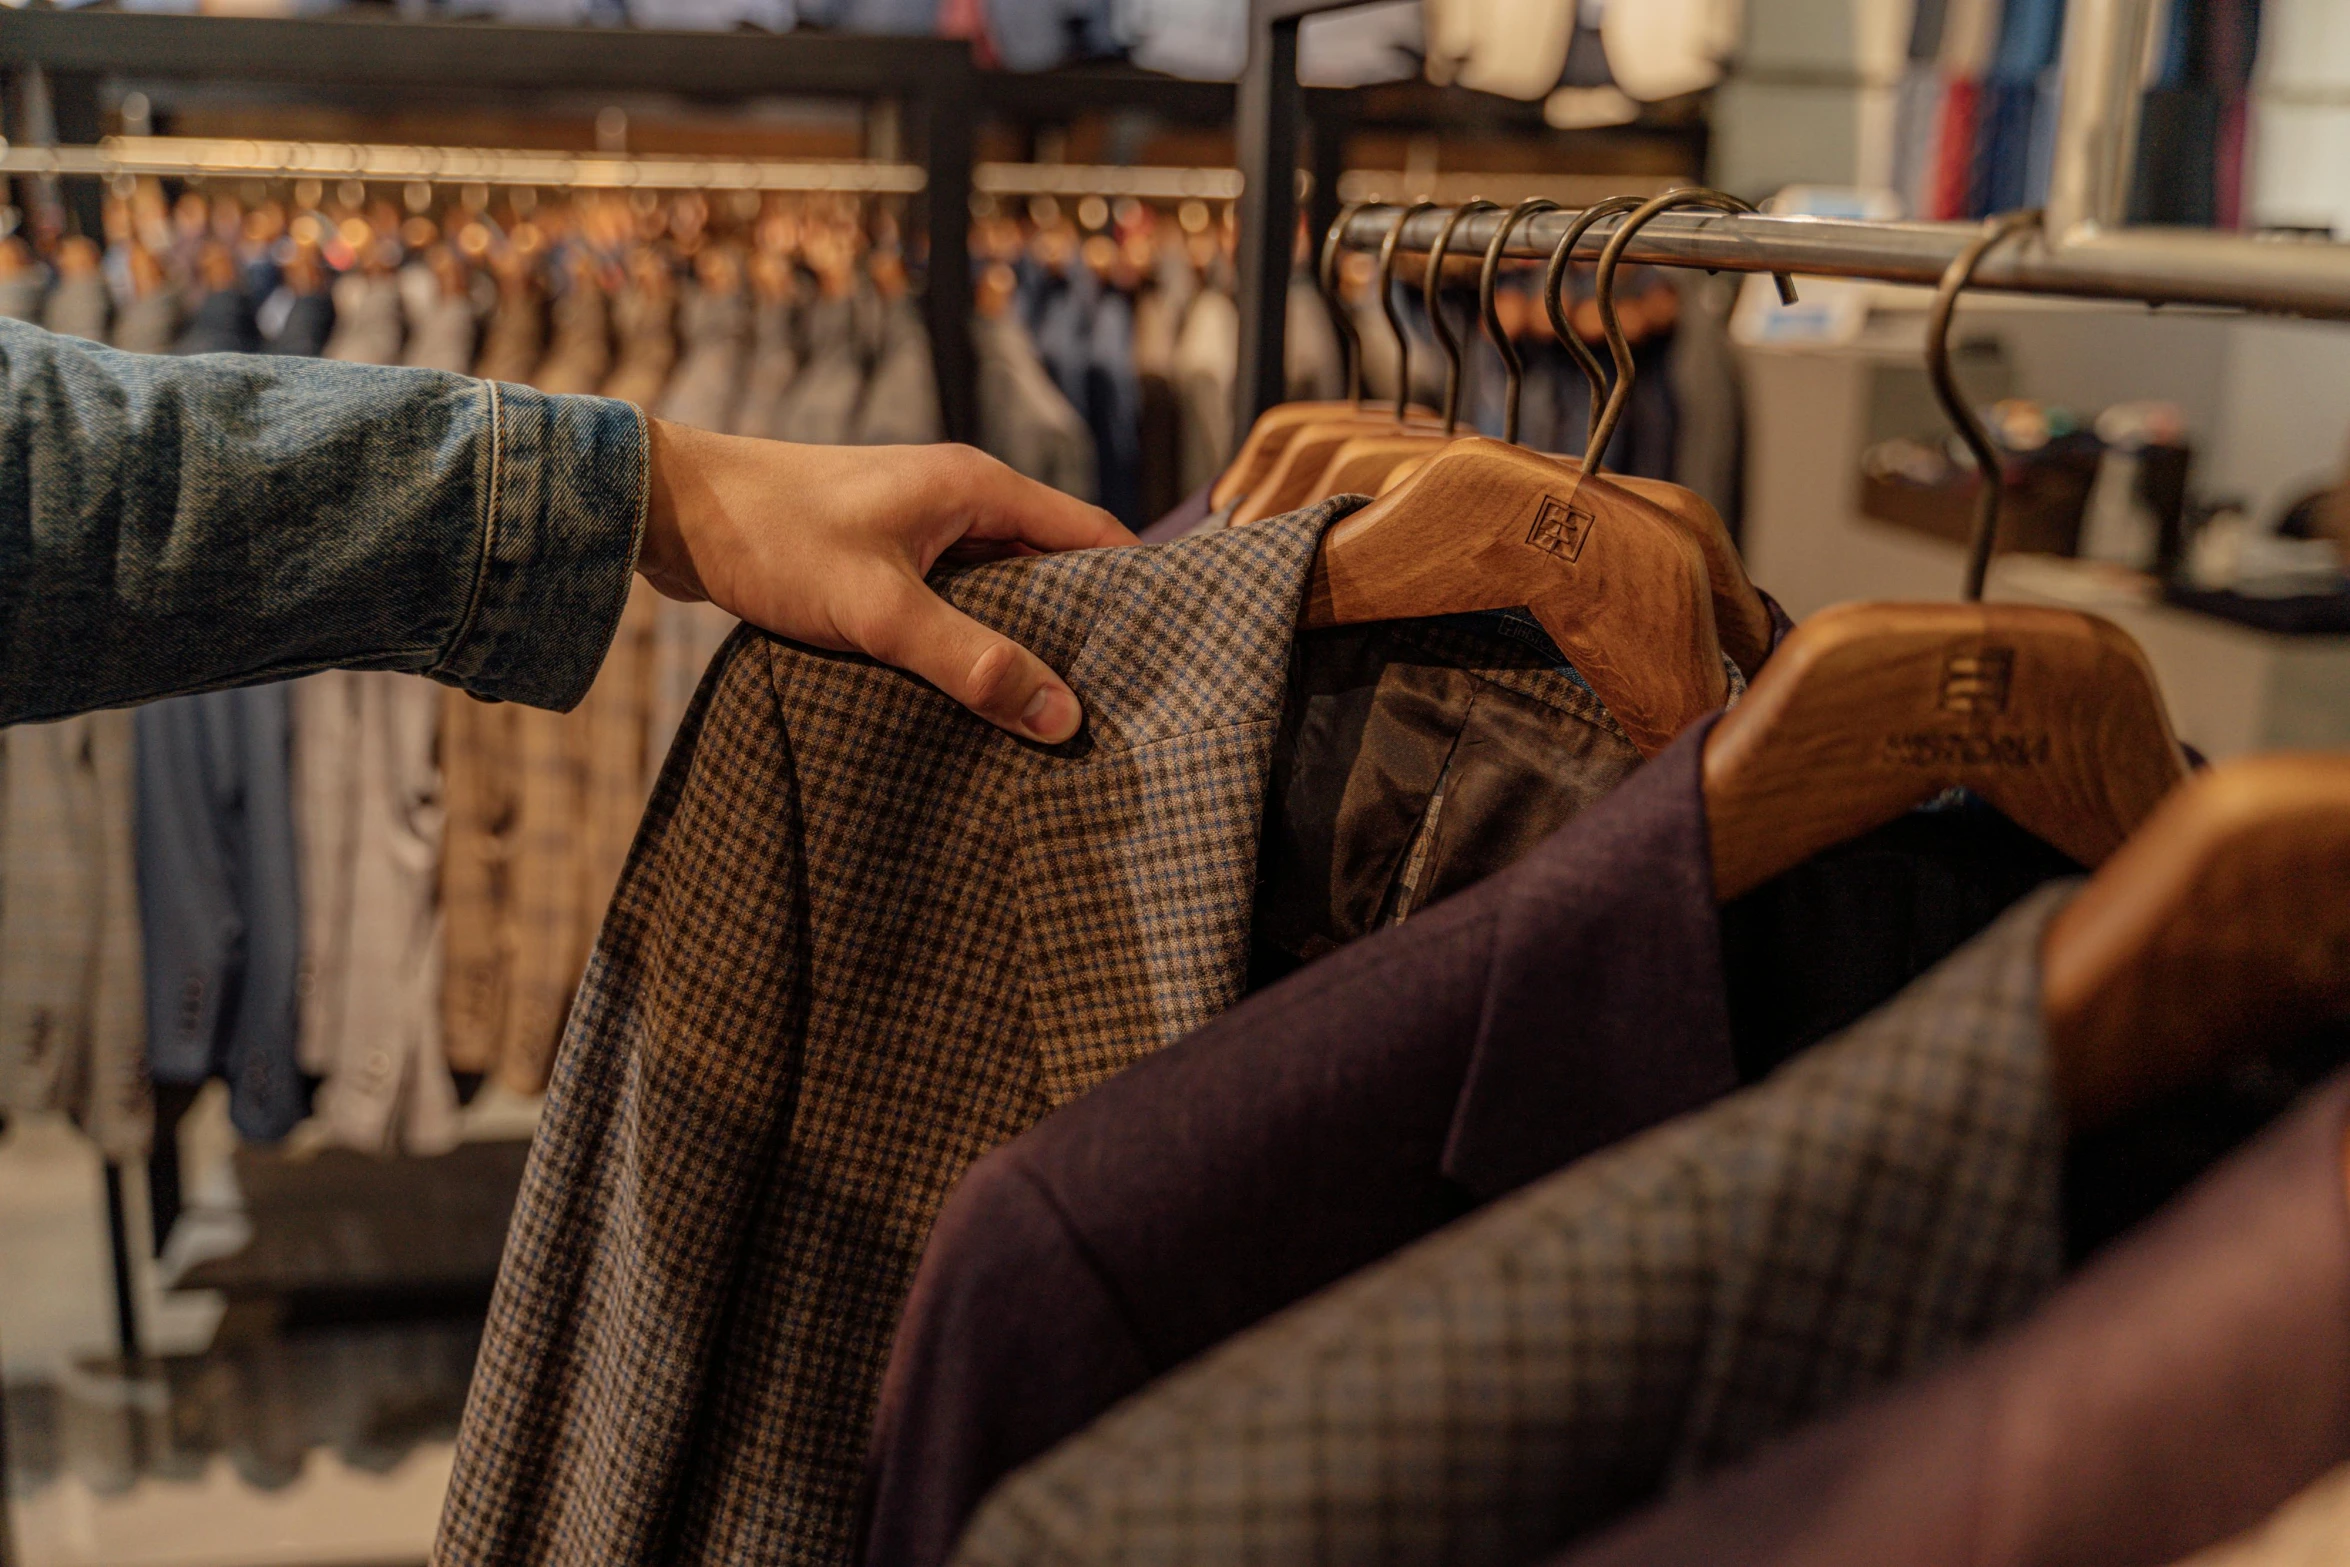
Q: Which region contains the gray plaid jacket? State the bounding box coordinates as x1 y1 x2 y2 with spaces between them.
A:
951 882 2078 1567
436 500 1371 1567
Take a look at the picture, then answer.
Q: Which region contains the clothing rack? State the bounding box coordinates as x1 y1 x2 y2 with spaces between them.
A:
1328 205 2350 320
0 135 1270 211
1233 0 2350 446
0 8 982 441
0 136 931 195
0 10 992 1383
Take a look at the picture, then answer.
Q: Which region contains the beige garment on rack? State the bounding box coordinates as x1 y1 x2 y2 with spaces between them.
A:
441 581 658 1095
1940 0 2003 75
404 288 479 377
974 310 1097 502
1172 284 1238 499
852 295 943 447
475 285 546 386
1285 274 1345 401
0 712 150 1160
534 277 613 397
602 279 678 410
293 671 460 1156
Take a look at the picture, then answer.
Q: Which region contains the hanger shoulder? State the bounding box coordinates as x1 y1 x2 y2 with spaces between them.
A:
1212 402 1341 509
1612 482 1777 681
1311 431 1452 501
1703 602 2186 901
1523 457 1778 680
1214 401 1433 510
2042 753 2350 1129
1233 414 1444 525
1378 454 1430 495
1305 438 1727 756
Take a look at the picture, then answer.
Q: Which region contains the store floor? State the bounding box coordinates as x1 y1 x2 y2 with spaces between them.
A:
2 1098 528 1567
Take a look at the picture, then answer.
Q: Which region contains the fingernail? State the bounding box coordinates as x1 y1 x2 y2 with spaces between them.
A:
1020 683 1079 743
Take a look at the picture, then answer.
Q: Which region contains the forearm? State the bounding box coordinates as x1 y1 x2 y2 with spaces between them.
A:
0 318 647 726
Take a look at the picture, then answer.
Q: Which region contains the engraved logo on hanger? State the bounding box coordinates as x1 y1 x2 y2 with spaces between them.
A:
1525 495 1595 563
1880 646 2045 766
1939 648 2014 714
1880 731 2051 768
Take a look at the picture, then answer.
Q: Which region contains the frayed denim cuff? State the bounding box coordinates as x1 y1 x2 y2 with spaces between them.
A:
432 383 649 711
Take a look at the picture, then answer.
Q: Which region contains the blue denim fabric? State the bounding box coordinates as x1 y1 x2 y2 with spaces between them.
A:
0 317 648 727
134 683 308 1141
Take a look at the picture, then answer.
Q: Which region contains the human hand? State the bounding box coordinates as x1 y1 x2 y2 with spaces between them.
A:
636 419 1137 744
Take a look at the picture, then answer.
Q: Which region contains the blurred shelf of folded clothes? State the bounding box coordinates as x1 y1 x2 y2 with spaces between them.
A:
1858 396 2184 570
1734 278 2350 762
1861 376 2350 638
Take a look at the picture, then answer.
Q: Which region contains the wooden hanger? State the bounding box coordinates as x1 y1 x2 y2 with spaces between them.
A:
1702 210 2187 901
1209 203 1438 510
1304 430 1727 756
1229 203 1450 526
1370 196 1628 501
1294 200 1503 503
1368 194 1790 678
2042 753 2350 1131
1573 191 1794 676
1702 600 2187 900
1306 199 1654 500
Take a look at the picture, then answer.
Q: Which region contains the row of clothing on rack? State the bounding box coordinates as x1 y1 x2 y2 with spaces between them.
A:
322 0 1741 105
984 203 1709 533
0 178 1696 1165
974 210 1349 527
0 188 847 1162
67 183 942 446
429 195 2350 1567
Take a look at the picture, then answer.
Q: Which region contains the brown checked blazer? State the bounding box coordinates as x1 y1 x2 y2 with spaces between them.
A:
435 499 1375 1567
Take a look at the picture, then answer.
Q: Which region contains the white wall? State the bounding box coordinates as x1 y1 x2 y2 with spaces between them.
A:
2209 316 2350 524
1714 0 1913 197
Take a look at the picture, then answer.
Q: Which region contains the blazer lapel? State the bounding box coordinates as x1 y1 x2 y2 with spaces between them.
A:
1442 714 1741 1199
991 499 1359 1107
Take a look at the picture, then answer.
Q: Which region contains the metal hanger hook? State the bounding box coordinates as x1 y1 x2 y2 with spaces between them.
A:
1321 199 1370 408
1377 202 1437 424
1479 198 1557 446
1541 194 1650 454
1588 189 1799 477
1424 199 1498 436
1932 208 2045 601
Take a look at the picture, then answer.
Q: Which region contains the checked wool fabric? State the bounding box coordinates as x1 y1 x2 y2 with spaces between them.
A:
436 499 1364 1567
951 882 2077 1567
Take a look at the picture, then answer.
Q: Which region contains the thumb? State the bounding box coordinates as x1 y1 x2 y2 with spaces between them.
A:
868 580 1083 744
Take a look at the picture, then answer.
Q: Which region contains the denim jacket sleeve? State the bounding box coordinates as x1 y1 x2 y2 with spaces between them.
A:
0 316 648 727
